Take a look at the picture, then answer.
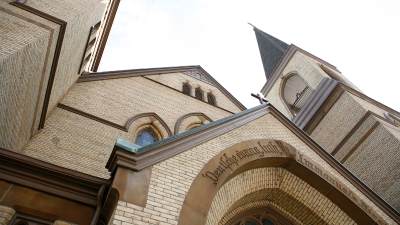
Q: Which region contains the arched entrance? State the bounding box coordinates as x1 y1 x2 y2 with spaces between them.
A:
178 139 379 225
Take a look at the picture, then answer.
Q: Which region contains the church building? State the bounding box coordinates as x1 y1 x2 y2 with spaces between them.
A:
0 1 399 225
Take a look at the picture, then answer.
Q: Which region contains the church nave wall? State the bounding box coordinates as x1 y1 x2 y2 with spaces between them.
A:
110 113 395 225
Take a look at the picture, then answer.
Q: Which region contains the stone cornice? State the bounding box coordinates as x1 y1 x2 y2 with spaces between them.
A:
339 83 400 117
0 147 109 206
78 65 246 111
106 104 268 173
58 104 173 135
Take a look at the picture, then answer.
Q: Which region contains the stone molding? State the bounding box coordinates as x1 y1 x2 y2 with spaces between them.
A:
292 78 338 129
0 206 15 225
174 112 213 134
106 104 267 174
10 2 67 130
79 65 246 111
58 104 173 135
0 147 115 225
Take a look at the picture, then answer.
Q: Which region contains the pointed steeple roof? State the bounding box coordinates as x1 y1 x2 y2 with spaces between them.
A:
252 25 289 80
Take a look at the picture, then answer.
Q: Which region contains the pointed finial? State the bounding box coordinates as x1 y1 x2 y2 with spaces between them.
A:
248 22 256 29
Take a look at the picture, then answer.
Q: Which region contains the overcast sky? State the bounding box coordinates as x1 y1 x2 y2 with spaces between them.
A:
100 0 400 111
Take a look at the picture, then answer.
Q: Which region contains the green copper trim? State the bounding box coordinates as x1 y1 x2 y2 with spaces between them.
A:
115 104 268 154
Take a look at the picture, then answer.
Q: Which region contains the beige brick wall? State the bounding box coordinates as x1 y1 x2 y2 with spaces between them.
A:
344 123 400 211
23 108 124 178
310 91 400 211
0 2 57 150
147 73 242 113
0 0 107 151
24 0 108 118
61 76 232 131
23 76 232 178
111 114 394 225
333 115 377 161
310 92 366 153
206 168 355 225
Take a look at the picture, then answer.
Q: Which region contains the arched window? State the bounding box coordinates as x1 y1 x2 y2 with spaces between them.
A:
207 92 216 106
182 83 191 95
384 112 400 127
135 127 159 146
281 73 313 116
186 123 202 130
195 87 204 101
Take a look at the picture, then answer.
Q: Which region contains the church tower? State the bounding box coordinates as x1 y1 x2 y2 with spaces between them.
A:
1 1 400 224
253 26 400 211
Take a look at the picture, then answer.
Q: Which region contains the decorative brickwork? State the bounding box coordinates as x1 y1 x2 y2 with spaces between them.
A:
205 168 355 225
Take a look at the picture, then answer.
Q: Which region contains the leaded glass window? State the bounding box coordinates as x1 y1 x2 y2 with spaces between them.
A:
135 128 158 146
281 73 313 116
228 209 292 225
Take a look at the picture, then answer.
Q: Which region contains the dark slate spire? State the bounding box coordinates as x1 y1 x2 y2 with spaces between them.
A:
252 25 289 80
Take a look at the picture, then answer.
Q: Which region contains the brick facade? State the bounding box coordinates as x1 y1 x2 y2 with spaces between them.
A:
1 2 399 224
110 114 396 225
23 74 233 178
262 42 400 213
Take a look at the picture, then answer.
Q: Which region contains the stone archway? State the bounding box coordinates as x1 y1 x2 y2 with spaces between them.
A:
174 112 212 134
178 139 378 225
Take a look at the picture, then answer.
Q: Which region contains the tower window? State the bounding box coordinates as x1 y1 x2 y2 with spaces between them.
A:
135 128 159 146
384 112 400 127
195 87 204 101
281 73 313 116
182 83 192 95
207 93 216 106
78 21 101 74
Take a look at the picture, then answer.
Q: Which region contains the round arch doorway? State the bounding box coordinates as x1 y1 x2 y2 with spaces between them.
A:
178 139 380 225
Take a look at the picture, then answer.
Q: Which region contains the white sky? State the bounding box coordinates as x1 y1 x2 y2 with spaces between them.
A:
100 0 400 111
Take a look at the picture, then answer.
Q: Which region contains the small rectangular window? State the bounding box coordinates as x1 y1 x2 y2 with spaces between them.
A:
78 21 101 74
195 87 204 101
182 83 191 95
207 93 216 106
